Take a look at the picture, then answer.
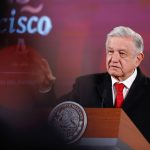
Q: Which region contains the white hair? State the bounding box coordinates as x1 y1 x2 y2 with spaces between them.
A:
106 26 144 53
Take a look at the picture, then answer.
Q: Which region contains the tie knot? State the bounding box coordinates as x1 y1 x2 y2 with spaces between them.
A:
115 83 124 92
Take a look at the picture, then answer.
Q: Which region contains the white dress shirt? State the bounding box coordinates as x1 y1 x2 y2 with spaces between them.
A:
111 68 137 106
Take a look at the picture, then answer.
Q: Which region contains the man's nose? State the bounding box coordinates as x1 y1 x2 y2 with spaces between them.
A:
111 52 120 62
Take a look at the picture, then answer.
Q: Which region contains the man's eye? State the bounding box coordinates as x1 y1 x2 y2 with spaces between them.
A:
107 50 113 54
120 52 127 57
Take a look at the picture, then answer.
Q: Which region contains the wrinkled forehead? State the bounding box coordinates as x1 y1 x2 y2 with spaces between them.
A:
107 36 135 46
106 36 138 52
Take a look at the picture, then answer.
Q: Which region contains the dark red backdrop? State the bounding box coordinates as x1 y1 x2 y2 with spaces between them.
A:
1 0 150 97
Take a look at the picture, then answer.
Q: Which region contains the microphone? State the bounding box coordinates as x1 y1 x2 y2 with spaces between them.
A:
101 88 107 108
100 74 108 108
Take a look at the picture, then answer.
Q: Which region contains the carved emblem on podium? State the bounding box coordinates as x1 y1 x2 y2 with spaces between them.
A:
48 101 87 144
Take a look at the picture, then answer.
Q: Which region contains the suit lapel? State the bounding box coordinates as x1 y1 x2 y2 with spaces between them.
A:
96 73 113 108
122 68 146 112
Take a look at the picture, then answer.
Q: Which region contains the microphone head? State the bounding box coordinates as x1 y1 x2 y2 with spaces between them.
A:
48 101 87 144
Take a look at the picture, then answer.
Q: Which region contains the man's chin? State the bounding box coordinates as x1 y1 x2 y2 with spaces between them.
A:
108 70 121 78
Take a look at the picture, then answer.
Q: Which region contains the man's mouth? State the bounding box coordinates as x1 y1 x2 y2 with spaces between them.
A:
109 65 120 69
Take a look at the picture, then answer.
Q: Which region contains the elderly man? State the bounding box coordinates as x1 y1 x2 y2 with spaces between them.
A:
52 26 150 143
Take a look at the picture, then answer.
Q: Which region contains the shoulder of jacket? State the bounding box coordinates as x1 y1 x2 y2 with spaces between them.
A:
76 72 108 82
144 75 150 85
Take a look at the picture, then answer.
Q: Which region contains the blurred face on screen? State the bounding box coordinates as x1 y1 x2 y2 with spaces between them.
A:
106 36 144 81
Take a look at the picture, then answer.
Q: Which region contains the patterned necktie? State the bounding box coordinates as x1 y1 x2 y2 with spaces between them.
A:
114 83 125 108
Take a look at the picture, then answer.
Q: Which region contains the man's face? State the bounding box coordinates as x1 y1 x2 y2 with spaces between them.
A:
106 36 143 81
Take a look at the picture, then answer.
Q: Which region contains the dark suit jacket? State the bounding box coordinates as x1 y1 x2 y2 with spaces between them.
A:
59 67 150 143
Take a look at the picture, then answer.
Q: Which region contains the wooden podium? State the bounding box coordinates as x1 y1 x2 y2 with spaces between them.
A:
75 108 150 150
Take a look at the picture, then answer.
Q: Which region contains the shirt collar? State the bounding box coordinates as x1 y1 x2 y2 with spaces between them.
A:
111 68 137 89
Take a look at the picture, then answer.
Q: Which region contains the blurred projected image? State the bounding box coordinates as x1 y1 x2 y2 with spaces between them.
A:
0 38 55 110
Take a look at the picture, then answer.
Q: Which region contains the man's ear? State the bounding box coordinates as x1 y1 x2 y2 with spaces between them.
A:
136 52 144 67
